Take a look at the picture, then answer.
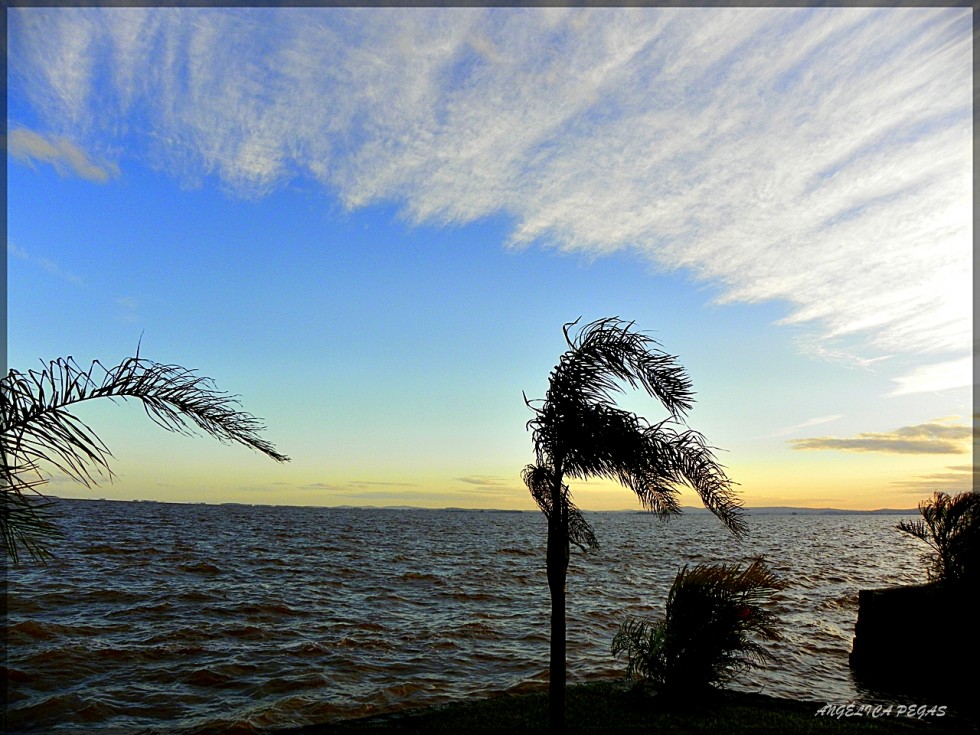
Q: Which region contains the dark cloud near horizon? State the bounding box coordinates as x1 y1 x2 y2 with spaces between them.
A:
889 463 975 492
8 128 120 183
791 422 970 454
455 475 513 487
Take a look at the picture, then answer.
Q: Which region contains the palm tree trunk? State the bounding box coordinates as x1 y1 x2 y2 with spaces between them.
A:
547 472 570 734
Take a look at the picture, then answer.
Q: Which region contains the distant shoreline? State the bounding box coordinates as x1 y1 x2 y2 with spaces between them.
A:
53 496 917 515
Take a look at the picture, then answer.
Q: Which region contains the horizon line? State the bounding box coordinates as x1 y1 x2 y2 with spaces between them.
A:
55 497 919 515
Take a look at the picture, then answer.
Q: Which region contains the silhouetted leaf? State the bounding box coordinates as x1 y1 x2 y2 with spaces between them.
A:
1 352 289 562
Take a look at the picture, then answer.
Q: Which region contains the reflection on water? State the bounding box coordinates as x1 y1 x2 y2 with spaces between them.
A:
5 499 925 733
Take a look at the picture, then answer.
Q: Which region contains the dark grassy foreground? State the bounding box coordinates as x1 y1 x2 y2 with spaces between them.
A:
269 680 976 735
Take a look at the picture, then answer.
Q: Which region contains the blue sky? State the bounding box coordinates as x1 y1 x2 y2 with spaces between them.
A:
6 7 973 510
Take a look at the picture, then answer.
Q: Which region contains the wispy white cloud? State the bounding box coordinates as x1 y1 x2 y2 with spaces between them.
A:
7 241 85 285
7 7 971 386
887 356 972 396
764 414 844 439
114 296 142 324
8 127 119 182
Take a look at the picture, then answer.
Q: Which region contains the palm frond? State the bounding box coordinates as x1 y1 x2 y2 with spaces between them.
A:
2 355 289 481
896 518 928 542
897 491 979 584
1 352 289 562
641 425 745 537
534 399 645 481
530 395 743 536
554 316 695 420
523 463 599 551
1 470 63 564
611 616 668 682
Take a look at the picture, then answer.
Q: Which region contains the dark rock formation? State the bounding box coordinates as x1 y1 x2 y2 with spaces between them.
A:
850 583 975 702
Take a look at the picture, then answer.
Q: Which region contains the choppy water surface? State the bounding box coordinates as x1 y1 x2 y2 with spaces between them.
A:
5 499 926 733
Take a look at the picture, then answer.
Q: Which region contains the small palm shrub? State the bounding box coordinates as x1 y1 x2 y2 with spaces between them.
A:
897 491 979 586
612 558 785 694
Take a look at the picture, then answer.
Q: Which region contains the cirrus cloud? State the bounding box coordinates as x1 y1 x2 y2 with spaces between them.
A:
7 7 971 391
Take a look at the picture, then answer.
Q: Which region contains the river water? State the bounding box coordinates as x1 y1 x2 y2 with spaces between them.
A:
4 499 927 733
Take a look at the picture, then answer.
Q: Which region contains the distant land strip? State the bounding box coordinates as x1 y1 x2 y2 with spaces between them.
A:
55 498 917 514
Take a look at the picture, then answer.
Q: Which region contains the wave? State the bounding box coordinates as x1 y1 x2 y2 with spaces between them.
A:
2 666 33 685
184 667 234 688
233 602 303 618
107 601 173 617
177 561 222 575
6 620 101 642
6 693 123 729
283 640 331 657
223 625 273 640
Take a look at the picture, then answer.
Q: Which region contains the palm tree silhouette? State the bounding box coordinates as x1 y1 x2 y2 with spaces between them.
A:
1 349 289 562
523 317 745 733
897 490 979 585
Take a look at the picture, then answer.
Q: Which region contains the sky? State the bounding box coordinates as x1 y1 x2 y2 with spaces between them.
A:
5 7 973 512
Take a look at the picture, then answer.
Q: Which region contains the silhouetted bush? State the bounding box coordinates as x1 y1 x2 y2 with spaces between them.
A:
897 491 979 586
612 558 785 694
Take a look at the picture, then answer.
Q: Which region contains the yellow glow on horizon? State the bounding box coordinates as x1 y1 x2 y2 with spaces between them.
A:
41 430 967 512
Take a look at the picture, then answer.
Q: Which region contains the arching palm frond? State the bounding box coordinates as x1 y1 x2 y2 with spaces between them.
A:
526 315 744 538
531 400 684 519
1 352 290 562
529 376 744 536
529 399 643 482
552 316 695 421
523 463 598 552
637 423 745 536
